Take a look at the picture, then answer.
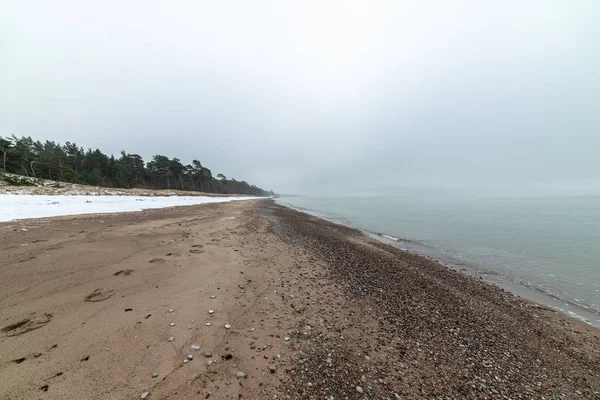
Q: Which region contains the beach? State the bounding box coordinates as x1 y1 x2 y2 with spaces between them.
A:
0 200 598 399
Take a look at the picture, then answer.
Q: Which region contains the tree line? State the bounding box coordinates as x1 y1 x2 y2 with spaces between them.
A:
0 135 274 196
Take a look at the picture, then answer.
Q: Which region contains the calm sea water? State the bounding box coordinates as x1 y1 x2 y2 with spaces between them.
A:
276 195 600 325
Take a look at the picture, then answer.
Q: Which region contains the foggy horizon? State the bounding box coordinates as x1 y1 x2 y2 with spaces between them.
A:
2 1 599 197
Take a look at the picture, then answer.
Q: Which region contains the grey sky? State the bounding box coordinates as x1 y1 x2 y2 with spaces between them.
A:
2 1 599 196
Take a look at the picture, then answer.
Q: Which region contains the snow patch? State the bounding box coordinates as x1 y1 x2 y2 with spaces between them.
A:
0 194 261 222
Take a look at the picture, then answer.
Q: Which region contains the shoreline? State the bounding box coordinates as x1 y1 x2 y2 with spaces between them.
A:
276 198 600 328
1 200 598 398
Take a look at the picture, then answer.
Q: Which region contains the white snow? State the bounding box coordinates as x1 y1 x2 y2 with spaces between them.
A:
0 194 262 222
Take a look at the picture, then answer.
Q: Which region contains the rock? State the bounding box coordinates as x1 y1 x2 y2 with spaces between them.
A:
141 392 150 399
167 336 174 342
284 336 290 341
204 352 212 357
268 364 277 373
205 322 212 326
356 386 363 394
168 309 173 313
225 324 232 329
208 310 214 314
207 360 214 366
225 379 231 385
187 354 193 360
210 295 216 299
188 326 193 330
364 356 370 361
169 322 175 326
191 345 201 351
152 373 159 378
236 371 246 378
183 359 188 363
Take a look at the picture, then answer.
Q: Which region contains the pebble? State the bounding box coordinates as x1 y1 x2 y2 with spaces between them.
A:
236 371 246 378
168 309 173 313
152 373 159 378
187 354 193 360
356 386 363 394
205 352 212 357
284 336 290 341
205 322 212 326
183 359 189 363
225 324 232 329
188 326 193 330
191 345 201 351
208 310 215 314
365 356 370 361
207 360 215 366
169 322 175 326
210 295 216 299
141 392 150 399
167 336 174 342
225 379 231 385
268 364 277 373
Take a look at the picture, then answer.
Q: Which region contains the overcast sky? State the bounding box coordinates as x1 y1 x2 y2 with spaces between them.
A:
2 1 599 196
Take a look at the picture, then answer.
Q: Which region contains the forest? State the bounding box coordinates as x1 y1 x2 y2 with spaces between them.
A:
0 135 274 196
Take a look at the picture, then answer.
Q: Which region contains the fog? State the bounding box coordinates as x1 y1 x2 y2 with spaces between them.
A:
2 1 599 197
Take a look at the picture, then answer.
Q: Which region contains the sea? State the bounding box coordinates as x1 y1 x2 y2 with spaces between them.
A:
276 195 600 327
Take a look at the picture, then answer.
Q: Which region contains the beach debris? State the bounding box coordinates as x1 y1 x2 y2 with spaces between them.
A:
205 322 212 326
152 373 159 378
187 354 193 360
169 322 175 326
236 371 246 378
141 392 150 399
356 386 363 394
191 344 201 351
167 336 174 342
208 310 215 314
224 323 232 329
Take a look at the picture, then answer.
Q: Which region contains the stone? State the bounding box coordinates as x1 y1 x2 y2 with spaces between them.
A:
356 386 363 394
207 360 214 366
167 336 174 342
187 354 193 360
208 310 215 314
169 322 175 326
225 324 232 329
152 373 159 378
225 379 231 385
168 309 173 313
236 371 246 378
205 322 212 326
205 352 212 357
141 392 150 399
210 295 216 299
268 364 277 373
284 336 290 341
191 345 201 351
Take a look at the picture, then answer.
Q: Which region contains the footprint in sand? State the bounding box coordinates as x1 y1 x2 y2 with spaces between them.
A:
84 289 114 302
189 249 205 254
2 313 52 337
149 258 165 264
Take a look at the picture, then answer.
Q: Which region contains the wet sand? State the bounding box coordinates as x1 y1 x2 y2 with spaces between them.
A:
0 200 598 399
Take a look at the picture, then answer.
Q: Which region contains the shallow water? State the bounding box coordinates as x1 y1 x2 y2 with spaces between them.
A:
276 195 600 325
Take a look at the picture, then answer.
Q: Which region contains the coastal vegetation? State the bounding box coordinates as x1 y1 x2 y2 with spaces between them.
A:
0 135 273 196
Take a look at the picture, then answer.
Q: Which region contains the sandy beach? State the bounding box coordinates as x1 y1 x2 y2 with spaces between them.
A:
0 200 598 399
